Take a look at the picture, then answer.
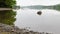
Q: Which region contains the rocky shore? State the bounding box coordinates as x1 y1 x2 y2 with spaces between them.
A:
0 23 52 34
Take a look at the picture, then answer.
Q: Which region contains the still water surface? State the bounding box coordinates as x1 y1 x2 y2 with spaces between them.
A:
15 0 60 34
15 8 60 34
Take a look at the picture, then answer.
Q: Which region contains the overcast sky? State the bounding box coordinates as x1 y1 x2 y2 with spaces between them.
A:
16 0 60 6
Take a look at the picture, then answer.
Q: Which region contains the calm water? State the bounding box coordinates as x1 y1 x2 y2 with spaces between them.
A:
16 0 60 34
15 8 60 34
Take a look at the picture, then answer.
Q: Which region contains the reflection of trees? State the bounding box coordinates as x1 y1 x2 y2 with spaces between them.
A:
46 4 60 11
0 0 16 25
21 4 60 11
0 10 16 25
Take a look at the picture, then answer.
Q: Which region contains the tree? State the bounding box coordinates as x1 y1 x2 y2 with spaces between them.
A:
0 0 18 25
0 0 16 8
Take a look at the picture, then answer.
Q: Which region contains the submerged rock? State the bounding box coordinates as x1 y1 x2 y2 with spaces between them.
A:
0 23 52 34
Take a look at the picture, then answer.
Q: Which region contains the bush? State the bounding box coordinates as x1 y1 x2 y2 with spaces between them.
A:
0 0 16 25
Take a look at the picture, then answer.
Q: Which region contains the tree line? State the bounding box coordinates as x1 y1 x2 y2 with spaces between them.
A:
0 0 16 25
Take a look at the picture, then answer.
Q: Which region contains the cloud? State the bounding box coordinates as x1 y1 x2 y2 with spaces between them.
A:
16 0 60 6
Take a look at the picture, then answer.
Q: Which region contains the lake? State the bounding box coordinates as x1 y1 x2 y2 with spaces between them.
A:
15 8 60 34
15 0 60 34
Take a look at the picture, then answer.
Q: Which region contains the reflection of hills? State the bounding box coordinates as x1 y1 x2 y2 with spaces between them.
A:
21 4 60 11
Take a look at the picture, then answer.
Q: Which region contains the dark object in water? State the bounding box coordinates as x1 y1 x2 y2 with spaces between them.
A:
37 11 42 15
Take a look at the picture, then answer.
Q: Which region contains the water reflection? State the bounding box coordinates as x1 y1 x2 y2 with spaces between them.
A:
15 8 60 34
0 10 16 25
21 4 60 11
16 0 60 34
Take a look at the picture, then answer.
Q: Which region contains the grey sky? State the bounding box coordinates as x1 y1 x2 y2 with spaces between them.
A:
16 0 60 6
